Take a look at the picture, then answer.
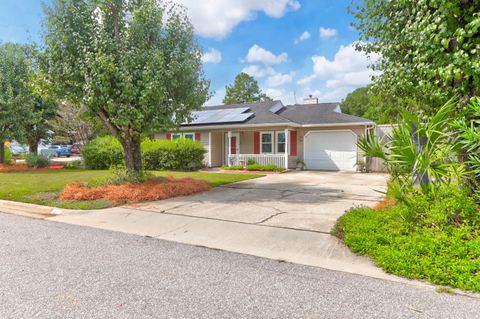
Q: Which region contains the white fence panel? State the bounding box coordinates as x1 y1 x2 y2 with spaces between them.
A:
228 154 286 169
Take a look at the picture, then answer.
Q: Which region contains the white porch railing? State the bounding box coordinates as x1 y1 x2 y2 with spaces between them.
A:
228 154 286 169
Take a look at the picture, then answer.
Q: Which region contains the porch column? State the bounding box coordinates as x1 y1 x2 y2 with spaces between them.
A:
284 128 289 169
208 132 212 168
227 130 232 167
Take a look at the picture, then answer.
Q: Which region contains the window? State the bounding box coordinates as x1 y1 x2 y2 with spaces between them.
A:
261 132 273 154
276 132 286 153
170 132 195 140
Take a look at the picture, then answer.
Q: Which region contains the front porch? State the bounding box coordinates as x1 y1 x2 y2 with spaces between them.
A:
210 129 297 170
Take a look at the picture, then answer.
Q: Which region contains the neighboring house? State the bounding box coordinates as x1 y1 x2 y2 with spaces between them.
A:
155 97 375 171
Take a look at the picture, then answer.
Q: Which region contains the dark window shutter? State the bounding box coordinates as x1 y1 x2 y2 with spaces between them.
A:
254 132 260 154
290 131 297 156
195 133 201 141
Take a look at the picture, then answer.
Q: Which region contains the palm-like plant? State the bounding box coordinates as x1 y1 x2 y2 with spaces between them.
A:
358 98 466 199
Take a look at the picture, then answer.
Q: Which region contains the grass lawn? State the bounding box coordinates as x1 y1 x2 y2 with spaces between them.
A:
0 169 260 210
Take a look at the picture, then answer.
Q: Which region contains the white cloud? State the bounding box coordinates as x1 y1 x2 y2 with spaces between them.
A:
246 44 288 65
264 88 295 105
201 48 222 64
176 0 301 39
298 43 381 102
297 74 316 85
311 43 380 81
294 31 311 44
319 27 337 39
267 72 294 87
241 65 275 78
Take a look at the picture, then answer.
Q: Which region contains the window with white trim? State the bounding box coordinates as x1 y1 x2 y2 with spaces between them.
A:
261 132 273 154
184 133 194 140
276 131 286 153
170 132 195 140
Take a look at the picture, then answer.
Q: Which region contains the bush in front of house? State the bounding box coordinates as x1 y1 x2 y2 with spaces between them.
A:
25 154 51 168
83 136 206 171
142 138 206 171
334 186 480 292
82 136 124 169
221 165 244 170
246 163 282 172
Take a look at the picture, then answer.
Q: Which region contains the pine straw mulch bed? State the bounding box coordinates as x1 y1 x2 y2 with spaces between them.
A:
60 176 211 203
0 163 64 172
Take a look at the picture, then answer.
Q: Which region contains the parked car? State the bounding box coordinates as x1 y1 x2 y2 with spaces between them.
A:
9 145 28 156
47 145 71 157
69 144 81 155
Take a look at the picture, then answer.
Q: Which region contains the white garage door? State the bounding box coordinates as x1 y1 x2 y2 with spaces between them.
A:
304 131 358 171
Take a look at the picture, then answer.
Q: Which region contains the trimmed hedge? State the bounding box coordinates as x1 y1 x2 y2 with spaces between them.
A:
83 136 206 171
142 138 206 171
82 136 124 169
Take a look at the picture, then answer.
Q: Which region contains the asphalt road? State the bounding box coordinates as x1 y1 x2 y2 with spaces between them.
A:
1 213 479 319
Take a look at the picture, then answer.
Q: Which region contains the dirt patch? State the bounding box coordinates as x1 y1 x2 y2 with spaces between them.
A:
60 176 211 202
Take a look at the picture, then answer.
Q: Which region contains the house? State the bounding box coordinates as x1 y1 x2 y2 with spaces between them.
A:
155 97 375 171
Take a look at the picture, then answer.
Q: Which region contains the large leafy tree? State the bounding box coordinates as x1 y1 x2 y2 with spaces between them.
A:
351 0 480 113
26 95 57 154
341 85 422 123
223 72 271 104
41 0 210 172
0 43 34 163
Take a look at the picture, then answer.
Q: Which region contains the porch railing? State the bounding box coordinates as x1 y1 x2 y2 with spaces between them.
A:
228 154 286 169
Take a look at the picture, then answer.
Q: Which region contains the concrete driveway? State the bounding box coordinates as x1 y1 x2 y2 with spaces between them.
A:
129 171 388 233
48 170 395 281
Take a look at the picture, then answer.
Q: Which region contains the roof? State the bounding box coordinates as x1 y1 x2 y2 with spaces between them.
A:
182 100 373 128
279 103 373 125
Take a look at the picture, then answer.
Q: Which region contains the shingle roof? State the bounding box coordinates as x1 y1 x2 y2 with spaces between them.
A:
279 103 373 125
202 100 294 125
182 100 374 127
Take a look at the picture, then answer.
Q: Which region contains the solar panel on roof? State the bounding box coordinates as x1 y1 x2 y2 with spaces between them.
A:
185 107 253 125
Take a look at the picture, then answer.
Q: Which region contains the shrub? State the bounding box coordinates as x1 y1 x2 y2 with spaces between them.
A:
4 148 11 163
247 158 256 165
64 160 83 169
335 187 480 292
222 165 244 170
82 136 124 169
25 154 51 168
142 138 206 171
246 163 281 172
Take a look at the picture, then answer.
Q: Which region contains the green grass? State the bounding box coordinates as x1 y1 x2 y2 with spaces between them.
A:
0 169 260 210
334 204 480 292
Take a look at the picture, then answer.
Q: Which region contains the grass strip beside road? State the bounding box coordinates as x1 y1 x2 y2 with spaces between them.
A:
0 170 260 209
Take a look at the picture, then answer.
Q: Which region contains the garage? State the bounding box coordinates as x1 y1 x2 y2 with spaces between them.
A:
304 130 358 171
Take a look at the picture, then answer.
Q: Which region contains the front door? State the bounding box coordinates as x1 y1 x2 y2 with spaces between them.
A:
224 133 240 164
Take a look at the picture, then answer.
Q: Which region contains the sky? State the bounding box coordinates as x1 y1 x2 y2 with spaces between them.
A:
0 0 378 106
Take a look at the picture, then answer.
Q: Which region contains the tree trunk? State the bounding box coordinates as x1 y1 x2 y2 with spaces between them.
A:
122 137 142 173
29 143 38 154
0 142 5 164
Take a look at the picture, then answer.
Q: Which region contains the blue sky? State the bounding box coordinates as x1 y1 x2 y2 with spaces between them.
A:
0 0 377 105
